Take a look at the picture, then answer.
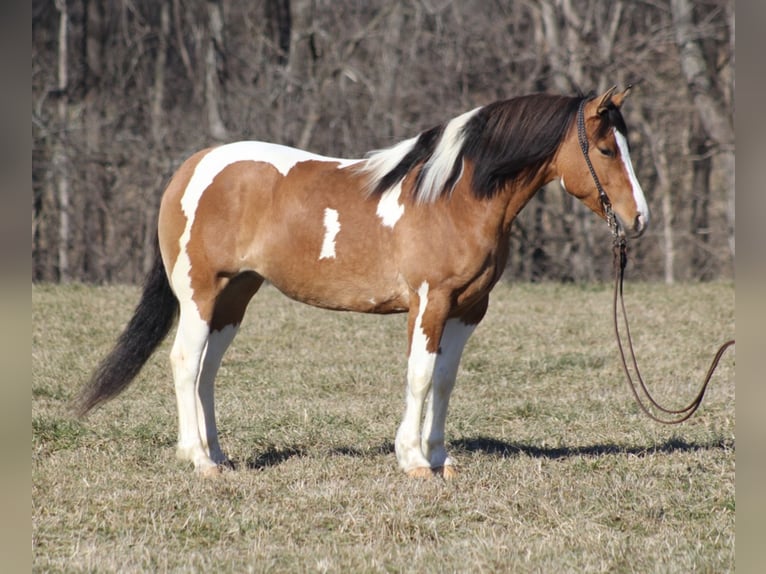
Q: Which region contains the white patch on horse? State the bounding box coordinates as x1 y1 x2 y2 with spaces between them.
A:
319 208 341 260
614 129 650 227
175 143 358 293
559 176 567 193
211 141 360 176
376 181 405 228
416 107 480 203
170 305 213 470
410 282 434 366
175 145 255 305
421 318 476 468
396 282 437 472
361 136 419 192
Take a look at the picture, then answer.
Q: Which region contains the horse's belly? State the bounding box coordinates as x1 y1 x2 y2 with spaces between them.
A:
247 195 409 313
265 264 409 314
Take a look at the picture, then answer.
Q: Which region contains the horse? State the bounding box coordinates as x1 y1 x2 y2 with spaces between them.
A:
76 86 649 478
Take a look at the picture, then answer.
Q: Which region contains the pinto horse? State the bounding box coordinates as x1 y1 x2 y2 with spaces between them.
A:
77 86 649 478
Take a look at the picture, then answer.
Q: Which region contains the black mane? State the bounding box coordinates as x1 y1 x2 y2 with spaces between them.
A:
462 94 581 198
367 92 629 202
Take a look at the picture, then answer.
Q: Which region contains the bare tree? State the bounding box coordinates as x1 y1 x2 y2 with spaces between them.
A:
53 0 70 282
82 0 108 282
31 0 735 284
205 0 229 140
146 1 171 274
670 0 735 259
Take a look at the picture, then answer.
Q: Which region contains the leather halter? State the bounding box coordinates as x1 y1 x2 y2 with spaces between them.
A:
576 98 619 239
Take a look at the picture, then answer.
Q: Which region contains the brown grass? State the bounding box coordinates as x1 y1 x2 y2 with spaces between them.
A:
32 280 735 572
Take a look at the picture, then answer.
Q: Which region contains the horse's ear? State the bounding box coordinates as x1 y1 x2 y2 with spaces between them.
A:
610 84 633 109
596 85 618 115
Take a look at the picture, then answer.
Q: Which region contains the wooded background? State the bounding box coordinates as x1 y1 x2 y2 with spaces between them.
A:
32 0 734 284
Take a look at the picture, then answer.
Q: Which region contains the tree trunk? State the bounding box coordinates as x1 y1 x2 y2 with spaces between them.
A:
54 0 70 282
151 2 169 147
206 0 228 140
265 0 292 66
633 101 674 283
670 0 735 259
172 0 197 99
83 0 108 282
690 120 712 280
640 98 676 284
655 136 675 284
145 1 171 275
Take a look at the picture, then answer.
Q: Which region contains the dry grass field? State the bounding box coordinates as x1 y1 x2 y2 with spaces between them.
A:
32 280 734 572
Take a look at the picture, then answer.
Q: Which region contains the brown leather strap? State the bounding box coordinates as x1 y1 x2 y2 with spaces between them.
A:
577 98 619 235
612 241 734 424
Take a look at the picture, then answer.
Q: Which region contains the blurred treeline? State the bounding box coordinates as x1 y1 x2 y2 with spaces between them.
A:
32 0 734 284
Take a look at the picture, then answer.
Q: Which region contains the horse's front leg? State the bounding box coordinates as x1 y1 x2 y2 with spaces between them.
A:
420 316 480 478
395 282 449 478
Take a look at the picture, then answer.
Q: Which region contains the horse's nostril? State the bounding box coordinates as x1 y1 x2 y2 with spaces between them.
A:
634 214 646 236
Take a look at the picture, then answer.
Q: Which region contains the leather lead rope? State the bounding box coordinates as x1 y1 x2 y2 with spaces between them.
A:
576 98 735 424
612 241 735 424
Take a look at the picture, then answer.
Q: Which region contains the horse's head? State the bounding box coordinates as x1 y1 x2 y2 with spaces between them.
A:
555 86 649 238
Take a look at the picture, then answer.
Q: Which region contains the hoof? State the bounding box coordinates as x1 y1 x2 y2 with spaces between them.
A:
406 466 434 479
198 464 223 478
215 458 236 471
435 465 459 480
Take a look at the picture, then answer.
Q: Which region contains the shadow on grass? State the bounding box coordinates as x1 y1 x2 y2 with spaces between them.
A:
241 436 733 470
329 442 395 457
246 446 307 470
449 435 734 460
243 442 395 470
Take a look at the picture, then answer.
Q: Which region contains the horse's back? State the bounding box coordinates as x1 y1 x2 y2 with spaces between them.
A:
157 141 410 313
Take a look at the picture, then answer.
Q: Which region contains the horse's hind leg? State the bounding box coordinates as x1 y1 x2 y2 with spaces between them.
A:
170 303 217 474
195 272 264 468
195 324 239 466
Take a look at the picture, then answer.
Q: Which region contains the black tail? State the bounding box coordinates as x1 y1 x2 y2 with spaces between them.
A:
75 243 178 416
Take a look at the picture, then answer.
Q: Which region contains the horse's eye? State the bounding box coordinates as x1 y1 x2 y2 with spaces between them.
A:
598 147 616 158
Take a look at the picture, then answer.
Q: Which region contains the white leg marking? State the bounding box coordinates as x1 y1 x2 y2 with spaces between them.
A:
614 129 650 226
376 181 405 228
196 323 239 464
421 318 476 468
319 208 341 260
170 307 217 472
396 282 437 472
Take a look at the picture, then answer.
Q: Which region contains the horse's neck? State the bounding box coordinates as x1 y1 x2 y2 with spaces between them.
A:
497 169 556 234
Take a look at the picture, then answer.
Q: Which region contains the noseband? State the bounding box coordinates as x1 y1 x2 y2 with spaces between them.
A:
576 97 734 425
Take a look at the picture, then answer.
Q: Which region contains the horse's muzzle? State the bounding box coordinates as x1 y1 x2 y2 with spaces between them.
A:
617 212 647 239
630 213 647 238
